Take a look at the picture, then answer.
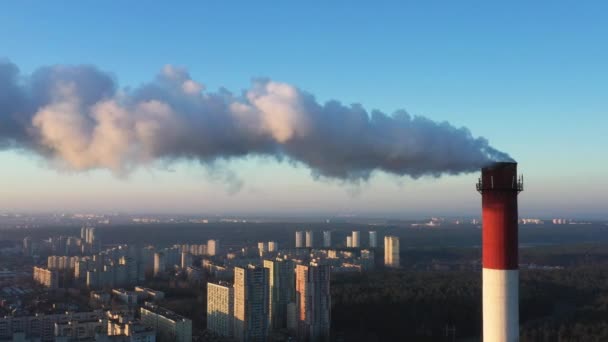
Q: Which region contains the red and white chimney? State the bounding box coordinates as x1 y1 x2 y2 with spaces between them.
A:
477 162 523 342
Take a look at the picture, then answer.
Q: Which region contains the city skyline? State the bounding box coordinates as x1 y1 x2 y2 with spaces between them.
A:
1 2 607 218
1 3 607 341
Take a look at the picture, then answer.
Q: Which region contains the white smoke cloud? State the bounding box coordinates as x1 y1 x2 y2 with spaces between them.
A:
0 60 512 181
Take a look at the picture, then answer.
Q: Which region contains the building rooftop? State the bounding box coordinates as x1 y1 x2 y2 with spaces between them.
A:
141 302 190 323
209 280 232 288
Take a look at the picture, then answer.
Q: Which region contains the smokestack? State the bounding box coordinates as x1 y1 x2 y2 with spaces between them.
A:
477 162 523 342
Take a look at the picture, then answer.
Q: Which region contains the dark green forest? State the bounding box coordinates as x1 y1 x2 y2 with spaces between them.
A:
332 244 608 341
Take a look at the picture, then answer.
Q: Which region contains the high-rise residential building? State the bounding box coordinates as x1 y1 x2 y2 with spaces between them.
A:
33 266 59 288
351 231 360 248
87 227 96 245
360 249 375 270
47 255 78 270
163 247 180 268
264 258 296 331
120 256 139 283
233 265 269 342
154 252 166 277
23 237 32 256
268 241 278 253
295 262 331 342
305 231 314 248
141 245 156 274
80 226 99 253
140 302 192 342
208 239 220 256
207 281 234 338
369 231 377 248
49 236 68 256
295 231 304 248
257 242 267 257
384 236 400 268
181 252 192 269
322 231 331 248
75 257 92 280
346 236 352 248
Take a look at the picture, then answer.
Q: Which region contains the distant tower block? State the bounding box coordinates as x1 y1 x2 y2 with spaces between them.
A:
384 236 399 268
181 252 192 269
295 231 304 248
351 231 360 248
258 242 267 257
477 162 523 342
369 231 377 248
305 231 314 248
154 252 166 277
207 239 220 256
346 236 352 248
323 231 331 248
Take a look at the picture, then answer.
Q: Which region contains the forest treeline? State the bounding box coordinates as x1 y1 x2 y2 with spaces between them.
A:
331 244 608 341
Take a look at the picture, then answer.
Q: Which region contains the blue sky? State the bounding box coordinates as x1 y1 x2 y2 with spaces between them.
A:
1 1 606 218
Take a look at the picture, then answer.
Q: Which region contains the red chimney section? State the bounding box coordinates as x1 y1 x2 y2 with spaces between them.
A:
480 162 521 270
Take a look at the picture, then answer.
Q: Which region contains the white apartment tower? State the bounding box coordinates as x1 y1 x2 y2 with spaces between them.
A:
257 242 267 257
207 281 234 338
351 231 360 248
263 258 296 331
296 262 331 342
369 231 377 248
322 231 331 248
384 236 400 268
305 231 314 248
208 239 220 256
295 231 304 248
154 252 165 277
233 265 269 342
268 241 278 253
181 252 192 269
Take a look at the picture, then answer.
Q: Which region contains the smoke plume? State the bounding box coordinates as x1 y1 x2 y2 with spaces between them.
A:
0 60 512 181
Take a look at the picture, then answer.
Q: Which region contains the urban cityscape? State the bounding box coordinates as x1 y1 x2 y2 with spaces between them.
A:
2 2 608 341
4 213 401 341
1 210 608 341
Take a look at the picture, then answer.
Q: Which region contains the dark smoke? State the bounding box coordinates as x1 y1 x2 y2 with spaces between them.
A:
0 60 512 181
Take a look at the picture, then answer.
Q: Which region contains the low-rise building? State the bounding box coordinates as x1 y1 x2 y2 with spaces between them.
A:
140 303 192 342
0 310 103 341
112 289 140 305
54 319 104 340
134 287 165 302
103 312 156 342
